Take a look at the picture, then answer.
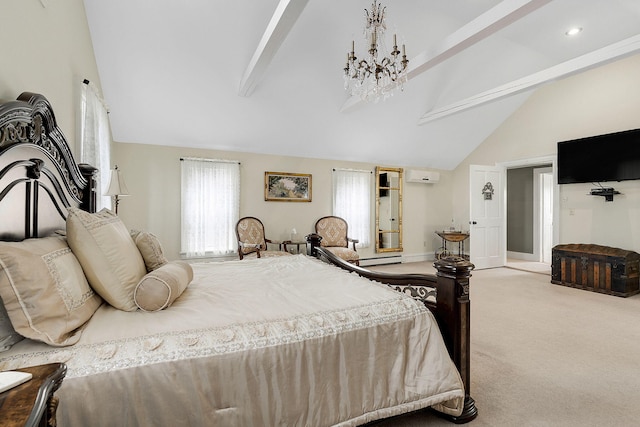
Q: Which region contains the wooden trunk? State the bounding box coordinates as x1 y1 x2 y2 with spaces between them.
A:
551 244 640 297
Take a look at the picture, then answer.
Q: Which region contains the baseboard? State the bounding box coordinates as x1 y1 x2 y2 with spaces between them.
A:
359 256 403 266
507 251 539 262
359 252 435 266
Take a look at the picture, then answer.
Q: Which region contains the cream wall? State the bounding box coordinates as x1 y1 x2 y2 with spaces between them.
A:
0 0 102 155
0 0 454 263
113 142 454 262
9 0 639 257
453 54 640 253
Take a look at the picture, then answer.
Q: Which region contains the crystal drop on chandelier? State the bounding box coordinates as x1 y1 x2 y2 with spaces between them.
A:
344 1 408 102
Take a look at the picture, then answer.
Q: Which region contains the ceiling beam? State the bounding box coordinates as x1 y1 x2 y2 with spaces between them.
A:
340 0 552 113
418 34 640 125
238 0 309 97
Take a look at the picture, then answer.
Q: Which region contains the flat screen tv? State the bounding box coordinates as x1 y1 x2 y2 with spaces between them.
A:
557 128 640 184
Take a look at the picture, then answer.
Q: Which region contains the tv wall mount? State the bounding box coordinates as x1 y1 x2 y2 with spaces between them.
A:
589 187 620 202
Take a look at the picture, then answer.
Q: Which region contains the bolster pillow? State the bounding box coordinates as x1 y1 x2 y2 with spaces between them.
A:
134 261 193 312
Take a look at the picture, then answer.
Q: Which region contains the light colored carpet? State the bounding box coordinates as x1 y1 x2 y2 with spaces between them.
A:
505 259 551 275
367 262 640 426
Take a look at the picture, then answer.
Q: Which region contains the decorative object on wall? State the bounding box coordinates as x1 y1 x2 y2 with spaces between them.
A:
265 172 312 202
105 165 130 214
482 182 494 200
343 1 409 102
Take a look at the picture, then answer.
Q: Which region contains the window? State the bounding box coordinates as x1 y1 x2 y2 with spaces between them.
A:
181 158 240 258
80 80 112 210
332 168 372 248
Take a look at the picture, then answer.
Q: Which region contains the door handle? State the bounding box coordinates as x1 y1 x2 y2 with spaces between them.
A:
470 221 477 225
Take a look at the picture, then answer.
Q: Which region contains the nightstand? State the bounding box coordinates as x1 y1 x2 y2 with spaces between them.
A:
0 363 67 427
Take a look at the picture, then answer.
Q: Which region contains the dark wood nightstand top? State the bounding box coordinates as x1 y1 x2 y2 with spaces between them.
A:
0 363 66 427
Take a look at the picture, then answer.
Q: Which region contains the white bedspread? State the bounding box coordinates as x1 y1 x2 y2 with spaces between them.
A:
0 255 464 426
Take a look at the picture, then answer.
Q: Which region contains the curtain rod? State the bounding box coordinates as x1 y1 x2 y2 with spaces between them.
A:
180 157 240 164
332 168 372 173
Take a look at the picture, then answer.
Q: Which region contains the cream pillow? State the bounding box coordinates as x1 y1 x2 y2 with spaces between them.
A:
130 230 169 272
0 236 102 346
134 261 193 312
67 208 146 311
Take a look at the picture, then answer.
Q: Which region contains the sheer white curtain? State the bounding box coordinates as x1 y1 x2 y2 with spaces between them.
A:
181 158 240 258
333 168 372 248
80 80 112 211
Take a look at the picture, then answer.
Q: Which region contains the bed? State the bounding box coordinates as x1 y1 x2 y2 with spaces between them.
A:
0 92 477 426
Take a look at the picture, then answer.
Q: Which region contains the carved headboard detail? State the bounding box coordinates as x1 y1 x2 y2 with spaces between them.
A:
0 92 97 241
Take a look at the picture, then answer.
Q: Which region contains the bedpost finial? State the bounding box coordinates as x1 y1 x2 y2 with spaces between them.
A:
434 256 474 278
306 233 322 256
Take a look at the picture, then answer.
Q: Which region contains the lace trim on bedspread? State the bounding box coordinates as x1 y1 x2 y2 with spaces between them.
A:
0 298 427 378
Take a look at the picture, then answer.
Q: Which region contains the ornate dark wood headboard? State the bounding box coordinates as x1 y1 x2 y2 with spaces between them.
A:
0 92 97 241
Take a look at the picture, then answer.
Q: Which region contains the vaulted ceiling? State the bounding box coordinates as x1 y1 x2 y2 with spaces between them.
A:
83 0 640 170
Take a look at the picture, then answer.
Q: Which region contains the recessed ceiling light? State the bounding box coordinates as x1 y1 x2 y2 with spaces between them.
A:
565 27 583 36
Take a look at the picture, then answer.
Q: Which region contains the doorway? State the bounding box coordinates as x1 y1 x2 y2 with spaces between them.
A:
505 167 555 274
470 156 558 271
500 156 558 274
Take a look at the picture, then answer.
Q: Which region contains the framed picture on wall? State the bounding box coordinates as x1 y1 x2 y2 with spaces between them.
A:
265 171 312 202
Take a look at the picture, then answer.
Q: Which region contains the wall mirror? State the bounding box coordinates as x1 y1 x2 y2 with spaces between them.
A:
375 166 403 253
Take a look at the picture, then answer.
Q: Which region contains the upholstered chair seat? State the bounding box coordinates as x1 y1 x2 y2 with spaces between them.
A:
323 246 360 263
314 216 360 266
236 217 291 260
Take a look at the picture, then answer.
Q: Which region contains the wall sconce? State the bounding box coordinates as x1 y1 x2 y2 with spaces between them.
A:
105 165 130 214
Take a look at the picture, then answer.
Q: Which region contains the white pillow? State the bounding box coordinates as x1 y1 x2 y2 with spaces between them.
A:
67 208 146 311
0 236 102 346
134 261 193 312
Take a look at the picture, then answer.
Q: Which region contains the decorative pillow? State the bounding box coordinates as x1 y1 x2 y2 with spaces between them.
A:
0 300 23 351
0 236 103 346
134 261 193 312
66 208 146 311
130 230 169 272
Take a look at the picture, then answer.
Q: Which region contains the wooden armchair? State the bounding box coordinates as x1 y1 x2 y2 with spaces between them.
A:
236 217 292 260
314 216 360 265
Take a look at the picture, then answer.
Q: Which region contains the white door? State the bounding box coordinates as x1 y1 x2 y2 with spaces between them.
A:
470 165 505 269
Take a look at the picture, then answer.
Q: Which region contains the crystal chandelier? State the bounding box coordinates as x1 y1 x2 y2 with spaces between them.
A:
343 1 409 102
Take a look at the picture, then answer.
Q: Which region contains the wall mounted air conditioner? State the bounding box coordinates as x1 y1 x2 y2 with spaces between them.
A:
406 169 440 184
